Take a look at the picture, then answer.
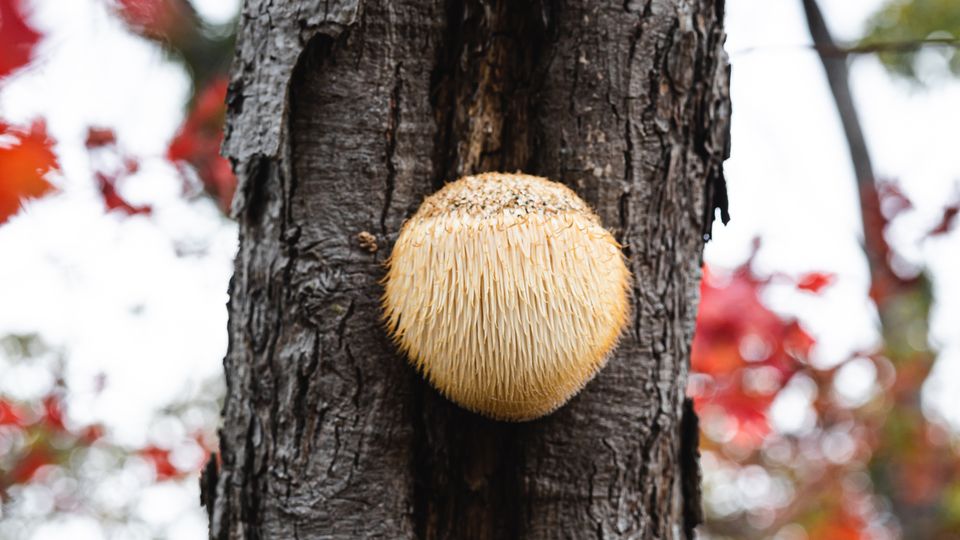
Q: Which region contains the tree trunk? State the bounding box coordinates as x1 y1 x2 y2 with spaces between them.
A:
208 1 729 538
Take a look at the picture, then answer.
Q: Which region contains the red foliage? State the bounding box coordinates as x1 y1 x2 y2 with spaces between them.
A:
797 272 835 294
928 204 958 237
0 0 41 80
0 399 26 426
114 0 191 41
695 181 960 537
5 446 54 486
41 394 65 429
1 391 107 496
78 425 104 445
84 127 117 149
84 127 152 216
860 182 919 303
690 263 812 446
95 172 151 216
806 510 868 540
167 77 236 213
877 181 913 219
138 445 180 481
0 120 58 224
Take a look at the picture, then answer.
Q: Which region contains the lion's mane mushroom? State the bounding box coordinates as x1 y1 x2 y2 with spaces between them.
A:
382 172 630 421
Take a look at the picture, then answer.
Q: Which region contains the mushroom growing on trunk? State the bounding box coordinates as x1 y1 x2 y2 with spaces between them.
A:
383 172 630 421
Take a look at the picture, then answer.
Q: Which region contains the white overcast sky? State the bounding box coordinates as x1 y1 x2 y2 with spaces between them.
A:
0 0 958 538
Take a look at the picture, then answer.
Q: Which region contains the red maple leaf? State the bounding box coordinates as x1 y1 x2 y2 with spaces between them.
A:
84 127 117 149
860 182 921 303
0 399 26 426
0 0 42 80
691 263 813 448
796 272 835 294
84 127 153 215
0 388 110 496
167 77 236 213
138 445 180 481
114 0 193 41
4 446 54 486
693 265 803 376
0 120 58 224
95 172 151 216
41 394 66 430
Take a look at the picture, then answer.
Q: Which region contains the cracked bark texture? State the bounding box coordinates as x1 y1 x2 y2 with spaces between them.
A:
210 0 730 539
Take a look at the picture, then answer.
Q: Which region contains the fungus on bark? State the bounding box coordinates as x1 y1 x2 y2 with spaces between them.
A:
383 172 630 421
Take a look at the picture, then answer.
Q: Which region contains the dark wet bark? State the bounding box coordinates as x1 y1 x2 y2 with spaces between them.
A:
209 1 729 538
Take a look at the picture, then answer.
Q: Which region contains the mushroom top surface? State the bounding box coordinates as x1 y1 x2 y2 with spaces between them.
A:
415 172 595 221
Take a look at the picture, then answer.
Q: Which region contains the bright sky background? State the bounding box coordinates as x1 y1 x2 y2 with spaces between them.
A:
0 0 958 538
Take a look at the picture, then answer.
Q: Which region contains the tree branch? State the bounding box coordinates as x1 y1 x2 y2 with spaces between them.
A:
801 0 897 302
731 37 960 59
801 0 875 186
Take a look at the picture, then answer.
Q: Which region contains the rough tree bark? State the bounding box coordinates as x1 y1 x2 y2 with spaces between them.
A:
206 0 729 538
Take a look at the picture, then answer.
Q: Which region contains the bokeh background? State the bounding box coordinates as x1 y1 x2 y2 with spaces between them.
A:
1 0 958 538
